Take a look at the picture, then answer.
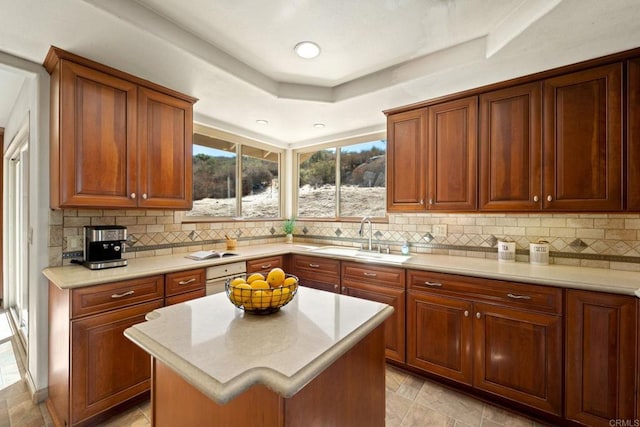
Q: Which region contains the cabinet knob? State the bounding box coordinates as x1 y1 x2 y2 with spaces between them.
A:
341 287 347 293
547 195 553 202
476 312 481 319
130 192 136 199
464 310 469 317
533 195 539 202
429 198 434 205
420 199 424 205
334 284 338 290
142 193 148 200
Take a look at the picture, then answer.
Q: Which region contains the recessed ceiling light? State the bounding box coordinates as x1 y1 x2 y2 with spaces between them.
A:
294 41 321 59
256 119 269 125
313 123 325 128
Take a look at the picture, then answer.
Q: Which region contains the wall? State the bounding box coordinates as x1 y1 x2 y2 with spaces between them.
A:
51 210 640 272
1 51 50 401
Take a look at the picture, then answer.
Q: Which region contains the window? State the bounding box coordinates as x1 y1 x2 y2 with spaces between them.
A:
186 129 282 219
296 139 386 218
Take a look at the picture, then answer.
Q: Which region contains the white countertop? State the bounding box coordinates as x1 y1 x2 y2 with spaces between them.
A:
43 242 640 297
123 287 394 403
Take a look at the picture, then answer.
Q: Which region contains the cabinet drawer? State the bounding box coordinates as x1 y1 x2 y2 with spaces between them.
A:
166 269 205 297
292 255 340 280
246 256 284 274
342 262 405 289
71 275 164 318
165 289 206 306
205 261 246 280
407 270 561 314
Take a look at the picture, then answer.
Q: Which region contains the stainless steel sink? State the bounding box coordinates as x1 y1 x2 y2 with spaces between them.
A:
309 246 411 263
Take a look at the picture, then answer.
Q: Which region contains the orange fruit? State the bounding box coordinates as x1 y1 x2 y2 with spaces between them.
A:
246 273 265 284
252 290 272 309
250 280 270 290
266 268 286 287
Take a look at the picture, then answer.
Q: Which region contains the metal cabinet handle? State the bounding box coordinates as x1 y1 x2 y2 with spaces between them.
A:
507 293 532 300
178 278 196 286
130 193 136 199
547 195 553 202
142 193 148 200
476 312 481 319
533 195 539 202
429 198 434 205
261 264 272 269
334 284 339 290
309 263 320 268
420 199 424 205
363 272 377 277
424 281 443 287
464 310 469 317
341 287 347 293
111 290 135 299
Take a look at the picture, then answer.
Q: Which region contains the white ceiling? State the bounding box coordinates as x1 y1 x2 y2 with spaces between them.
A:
1 0 640 148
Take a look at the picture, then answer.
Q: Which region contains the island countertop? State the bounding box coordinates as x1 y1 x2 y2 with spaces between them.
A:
124 286 394 404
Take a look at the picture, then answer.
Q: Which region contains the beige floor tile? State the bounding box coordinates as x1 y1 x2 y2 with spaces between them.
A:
482 405 533 427
401 401 457 427
98 407 150 427
386 365 408 392
414 381 484 427
385 389 413 427
396 374 424 401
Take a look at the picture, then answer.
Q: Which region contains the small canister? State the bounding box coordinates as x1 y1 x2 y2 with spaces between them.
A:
529 240 549 265
497 238 516 263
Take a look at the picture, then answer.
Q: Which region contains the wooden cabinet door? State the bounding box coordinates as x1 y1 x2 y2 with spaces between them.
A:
473 303 562 415
342 282 405 363
386 109 427 211
291 255 341 294
628 58 640 210
406 291 473 385
565 290 637 426
543 63 622 210
57 60 138 208
138 86 193 209
479 83 542 210
426 96 477 210
70 300 162 425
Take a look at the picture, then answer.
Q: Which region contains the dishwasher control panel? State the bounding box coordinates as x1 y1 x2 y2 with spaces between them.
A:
206 261 247 295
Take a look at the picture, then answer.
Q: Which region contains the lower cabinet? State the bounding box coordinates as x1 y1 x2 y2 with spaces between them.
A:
164 268 205 306
406 270 563 416
341 262 406 363
291 255 341 293
565 289 638 426
48 276 165 427
246 255 285 275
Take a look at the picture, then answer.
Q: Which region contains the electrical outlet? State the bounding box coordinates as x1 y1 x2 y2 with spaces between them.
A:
432 224 448 237
67 235 83 250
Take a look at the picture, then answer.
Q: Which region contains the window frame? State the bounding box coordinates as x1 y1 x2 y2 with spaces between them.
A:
293 132 388 221
179 124 285 223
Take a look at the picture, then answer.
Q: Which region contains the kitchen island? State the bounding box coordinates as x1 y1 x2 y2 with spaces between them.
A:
124 286 394 427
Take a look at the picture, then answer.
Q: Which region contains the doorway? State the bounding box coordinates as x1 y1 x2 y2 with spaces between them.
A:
5 116 29 347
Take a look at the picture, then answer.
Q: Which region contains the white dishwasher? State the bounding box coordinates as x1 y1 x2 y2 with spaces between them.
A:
205 261 247 295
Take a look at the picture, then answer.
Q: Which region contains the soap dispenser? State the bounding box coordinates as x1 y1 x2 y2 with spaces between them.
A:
401 240 410 255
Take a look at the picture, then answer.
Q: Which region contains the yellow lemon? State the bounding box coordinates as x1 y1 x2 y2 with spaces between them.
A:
250 279 270 290
232 283 252 304
230 277 247 287
252 290 272 309
266 268 286 288
272 287 292 306
246 273 265 284
283 276 298 292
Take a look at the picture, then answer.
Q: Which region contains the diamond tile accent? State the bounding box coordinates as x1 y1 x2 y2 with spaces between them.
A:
302 226 309 234
374 230 383 239
569 238 588 251
270 227 276 235
127 235 139 246
335 228 342 237
424 232 434 243
488 235 498 247
188 230 196 241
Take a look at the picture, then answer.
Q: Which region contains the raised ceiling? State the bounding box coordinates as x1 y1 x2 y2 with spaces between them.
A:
1 0 640 147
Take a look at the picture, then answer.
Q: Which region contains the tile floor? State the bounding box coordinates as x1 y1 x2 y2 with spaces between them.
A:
0 311 551 426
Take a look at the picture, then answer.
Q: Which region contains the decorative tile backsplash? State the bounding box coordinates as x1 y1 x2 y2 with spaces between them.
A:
49 209 640 272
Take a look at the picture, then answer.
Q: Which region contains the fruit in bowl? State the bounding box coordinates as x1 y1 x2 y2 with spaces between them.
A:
225 268 298 314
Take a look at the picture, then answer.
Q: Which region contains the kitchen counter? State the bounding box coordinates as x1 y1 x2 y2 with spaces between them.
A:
43 243 640 297
124 287 392 426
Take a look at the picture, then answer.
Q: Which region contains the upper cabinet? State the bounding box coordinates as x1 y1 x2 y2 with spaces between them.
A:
479 82 542 211
387 96 477 212
45 47 196 210
542 63 623 211
427 97 477 211
386 109 426 211
627 58 640 210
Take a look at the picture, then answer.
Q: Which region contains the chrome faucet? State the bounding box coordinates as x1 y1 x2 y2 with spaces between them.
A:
359 216 373 252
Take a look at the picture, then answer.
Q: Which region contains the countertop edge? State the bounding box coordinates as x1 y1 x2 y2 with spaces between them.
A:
124 305 394 404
